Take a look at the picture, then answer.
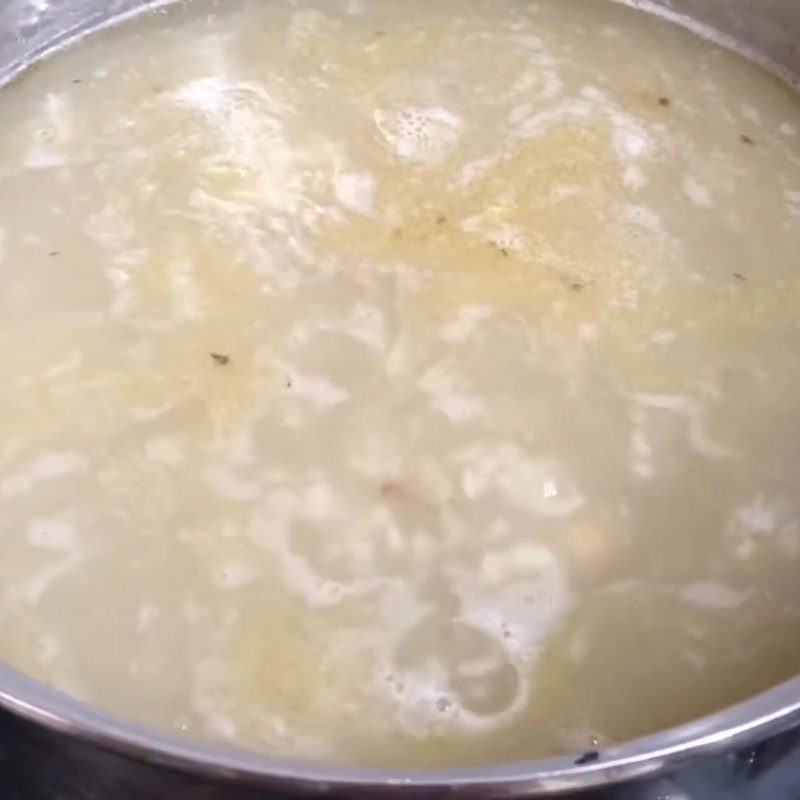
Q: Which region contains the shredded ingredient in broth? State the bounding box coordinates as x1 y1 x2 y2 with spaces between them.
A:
0 0 799 768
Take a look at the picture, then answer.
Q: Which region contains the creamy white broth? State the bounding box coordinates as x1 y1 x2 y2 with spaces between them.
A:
1 0 800 767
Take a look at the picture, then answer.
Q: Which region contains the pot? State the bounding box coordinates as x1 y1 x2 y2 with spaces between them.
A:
0 1 799 798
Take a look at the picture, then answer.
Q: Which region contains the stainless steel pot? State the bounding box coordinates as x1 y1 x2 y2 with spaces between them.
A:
0 2 799 798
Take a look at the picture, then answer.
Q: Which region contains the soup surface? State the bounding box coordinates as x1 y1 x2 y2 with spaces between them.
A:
0 0 800 768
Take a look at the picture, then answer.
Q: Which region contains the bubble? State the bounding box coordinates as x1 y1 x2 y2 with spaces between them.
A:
374 106 463 164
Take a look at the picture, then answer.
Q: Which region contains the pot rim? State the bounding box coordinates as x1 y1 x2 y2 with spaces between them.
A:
1 662 800 795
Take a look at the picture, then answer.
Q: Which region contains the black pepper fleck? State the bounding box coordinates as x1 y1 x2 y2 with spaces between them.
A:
733 272 747 281
210 353 230 366
48 251 60 257
658 96 671 107
575 751 600 765
740 134 755 145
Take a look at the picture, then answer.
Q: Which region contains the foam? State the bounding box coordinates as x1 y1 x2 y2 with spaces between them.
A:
623 164 647 191
375 547 570 733
630 429 657 480
683 175 712 208
1 452 88 499
681 581 749 610
145 436 185 467
458 443 584 518
26 517 79 553
280 367 350 410
419 362 485 424
18 553 84 605
439 305 493 344
215 561 260 590
786 190 800 219
289 304 387 353
513 99 593 137
136 604 161 633
205 461 261 502
374 106 464 164
333 170 377 215
734 495 780 535
633 393 735 460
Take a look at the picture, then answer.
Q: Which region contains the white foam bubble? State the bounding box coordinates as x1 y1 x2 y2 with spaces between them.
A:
216 561 260 590
550 183 584 202
513 100 593 137
622 164 646 191
610 112 652 161
458 151 503 186
136 603 161 633
168 258 203 323
1 452 88 499
735 495 779 535
480 544 558 585
248 479 384 607
19 553 84 605
173 77 297 213
439 305 493 343
347 434 403 479
333 170 376 215
578 322 599 343
633 393 734 459
205 462 261 502
145 436 185 467
785 190 800 219
630 429 656 480
649 330 676 345
419 362 484 424
458 443 584 518
683 175 712 208
26 517 79 553
283 368 350 409
374 106 463 163
681 581 749 610
624 204 664 234
289 304 387 352
741 104 761 124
